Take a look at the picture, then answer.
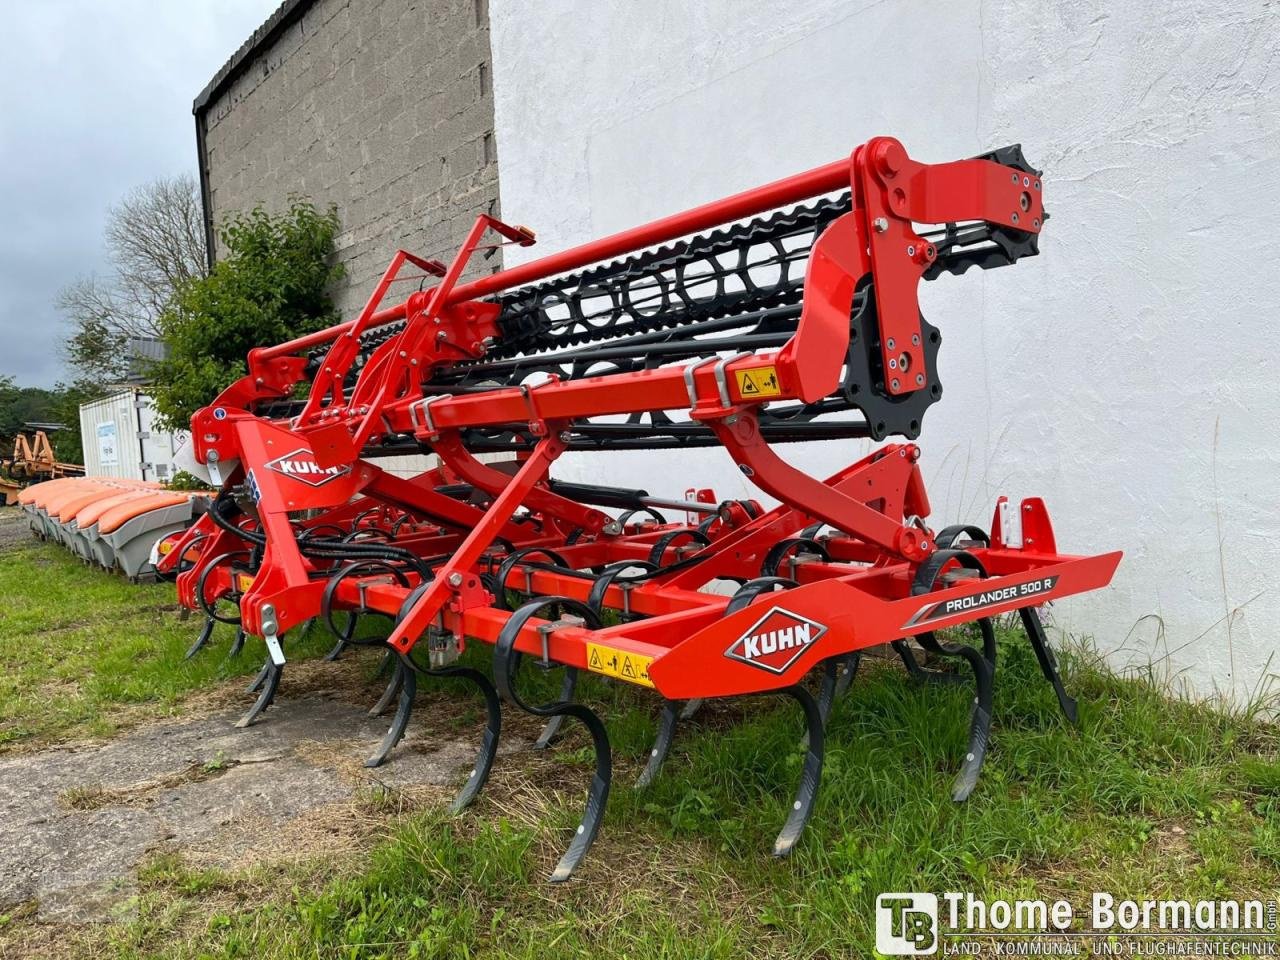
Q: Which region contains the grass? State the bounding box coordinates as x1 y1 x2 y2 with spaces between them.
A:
0 527 336 750
1 514 1279 957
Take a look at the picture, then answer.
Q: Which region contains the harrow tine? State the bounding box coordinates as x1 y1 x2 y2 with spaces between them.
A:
236 658 283 728
770 685 825 857
635 699 683 789
183 617 215 661
495 597 609 883
228 627 246 659
1019 607 1079 725
366 657 416 767
533 668 578 750
375 647 394 678
916 630 994 802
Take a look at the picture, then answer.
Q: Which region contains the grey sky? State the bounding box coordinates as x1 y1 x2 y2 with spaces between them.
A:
0 0 279 387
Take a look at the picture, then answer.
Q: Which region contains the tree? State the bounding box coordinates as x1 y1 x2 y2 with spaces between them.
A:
148 200 343 431
0 375 88 465
58 174 207 384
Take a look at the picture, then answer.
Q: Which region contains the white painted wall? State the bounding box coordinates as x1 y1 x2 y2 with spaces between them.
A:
488 0 1280 700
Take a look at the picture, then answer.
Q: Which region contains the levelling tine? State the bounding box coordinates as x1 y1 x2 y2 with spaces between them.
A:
533 668 578 750
494 596 610 883
236 659 282 728
228 627 246 660
635 699 683 789
1019 606 1079 725
366 658 416 767
917 632 994 802
771 684 825 857
184 617 215 661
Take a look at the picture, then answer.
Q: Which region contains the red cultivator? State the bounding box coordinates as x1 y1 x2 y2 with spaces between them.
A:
160 137 1120 880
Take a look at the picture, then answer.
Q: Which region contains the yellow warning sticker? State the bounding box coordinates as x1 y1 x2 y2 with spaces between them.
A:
236 573 255 593
735 365 782 399
586 643 655 688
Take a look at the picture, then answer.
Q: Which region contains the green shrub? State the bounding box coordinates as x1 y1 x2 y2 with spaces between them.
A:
149 200 343 431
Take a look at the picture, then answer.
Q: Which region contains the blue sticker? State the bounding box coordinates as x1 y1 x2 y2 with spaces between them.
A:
213 407 227 420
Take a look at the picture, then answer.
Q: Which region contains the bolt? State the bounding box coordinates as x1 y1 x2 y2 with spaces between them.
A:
559 431 572 442
399 350 407 357
911 334 920 346
891 378 900 390
887 338 896 350
1011 173 1019 183
1033 218 1040 228
1012 212 1020 223
888 358 898 370
1023 176 1030 187
447 572 463 587
1034 180 1041 190
873 217 889 233
436 331 447 340
906 245 915 257
916 373 924 385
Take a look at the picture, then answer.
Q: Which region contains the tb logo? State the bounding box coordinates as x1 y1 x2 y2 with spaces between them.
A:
876 893 938 955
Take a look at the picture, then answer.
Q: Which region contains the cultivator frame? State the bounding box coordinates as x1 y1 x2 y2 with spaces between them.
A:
161 137 1120 880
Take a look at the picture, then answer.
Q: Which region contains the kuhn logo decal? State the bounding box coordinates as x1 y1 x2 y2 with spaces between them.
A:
264 448 351 487
724 606 828 675
903 575 1059 628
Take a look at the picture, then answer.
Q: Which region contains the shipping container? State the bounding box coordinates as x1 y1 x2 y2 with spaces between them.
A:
79 390 186 481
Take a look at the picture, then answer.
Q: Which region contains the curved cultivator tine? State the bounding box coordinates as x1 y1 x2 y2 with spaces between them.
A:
770 685 825 857
428 666 502 813
236 657 283 728
801 653 860 748
533 668 578 750
635 699 683 789
1019 607 1079 725
678 698 704 721
246 658 270 693
892 638 968 685
183 617 215 661
368 658 404 717
366 657 416 767
495 597 609 883
916 629 995 802
227 627 247 660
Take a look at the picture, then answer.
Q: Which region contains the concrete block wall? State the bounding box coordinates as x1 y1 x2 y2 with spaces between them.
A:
200 0 501 317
